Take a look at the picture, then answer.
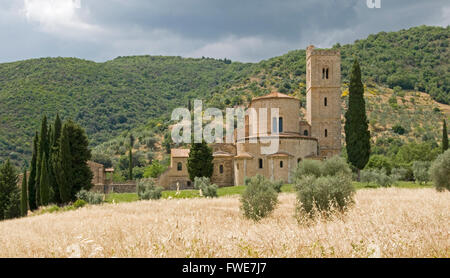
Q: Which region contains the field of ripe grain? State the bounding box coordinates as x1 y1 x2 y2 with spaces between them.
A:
0 188 448 258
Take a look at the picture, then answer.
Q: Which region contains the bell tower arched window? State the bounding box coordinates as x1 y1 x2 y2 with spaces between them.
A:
177 162 182 171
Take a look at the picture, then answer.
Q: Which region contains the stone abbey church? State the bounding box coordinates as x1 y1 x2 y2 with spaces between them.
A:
158 45 342 189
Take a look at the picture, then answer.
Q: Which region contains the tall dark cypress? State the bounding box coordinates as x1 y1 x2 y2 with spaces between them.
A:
443 119 449 153
187 140 214 181
56 126 73 204
39 152 50 206
35 115 48 206
20 168 28 216
129 133 134 180
49 114 62 204
344 59 371 180
28 132 38 210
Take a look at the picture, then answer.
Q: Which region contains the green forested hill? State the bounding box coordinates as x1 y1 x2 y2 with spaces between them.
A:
0 25 448 166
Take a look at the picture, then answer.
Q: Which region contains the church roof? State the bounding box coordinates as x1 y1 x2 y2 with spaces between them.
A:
171 148 190 158
251 91 298 102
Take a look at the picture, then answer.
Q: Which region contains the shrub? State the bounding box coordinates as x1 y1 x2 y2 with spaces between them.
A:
429 150 450 191
271 180 283 193
365 155 392 175
75 190 104 205
136 179 163 200
240 175 278 221
412 161 431 184
322 156 352 177
73 199 87 208
293 159 323 179
360 169 396 187
194 177 218 198
391 167 409 181
295 174 354 217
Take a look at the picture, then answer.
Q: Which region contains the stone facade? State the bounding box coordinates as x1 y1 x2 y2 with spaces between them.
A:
158 45 341 189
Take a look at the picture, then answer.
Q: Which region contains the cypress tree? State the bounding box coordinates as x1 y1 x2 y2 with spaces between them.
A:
344 59 371 180
0 159 20 220
443 119 449 153
49 114 62 204
56 126 72 204
129 133 134 180
20 168 28 217
39 152 50 206
28 132 38 210
36 115 48 206
63 120 93 199
187 141 214 181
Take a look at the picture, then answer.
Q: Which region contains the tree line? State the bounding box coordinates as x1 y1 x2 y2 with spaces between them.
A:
0 115 92 220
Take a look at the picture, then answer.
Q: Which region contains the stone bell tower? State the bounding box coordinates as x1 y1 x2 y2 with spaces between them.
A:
306 45 341 158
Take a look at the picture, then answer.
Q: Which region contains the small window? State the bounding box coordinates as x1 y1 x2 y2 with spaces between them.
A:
326 68 329 79
325 129 328 137
237 163 239 170
177 162 182 171
219 165 224 174
322 68 325 79
303 130 308 136
297 158 302 164
259 159 263 169
280 161 283 168
279 117 283 133
324 97 327 106
272 117 278 133
187 181 192 187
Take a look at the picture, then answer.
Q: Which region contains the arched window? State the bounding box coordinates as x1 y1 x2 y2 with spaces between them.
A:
177 162 182 171
280 161 283 168
259 159 263 169
324 97 328 106
325 129 328 137
297 158 302 165
303 130 308 136
219 165 224 174
322 68 325 79
326 68 329 79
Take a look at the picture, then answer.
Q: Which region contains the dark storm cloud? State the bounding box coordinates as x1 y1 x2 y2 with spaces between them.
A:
0 0 448 63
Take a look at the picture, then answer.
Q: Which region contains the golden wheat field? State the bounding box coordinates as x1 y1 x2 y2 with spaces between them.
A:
0 188 448 258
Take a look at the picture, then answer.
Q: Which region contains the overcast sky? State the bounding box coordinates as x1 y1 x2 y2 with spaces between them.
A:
0 0 449 63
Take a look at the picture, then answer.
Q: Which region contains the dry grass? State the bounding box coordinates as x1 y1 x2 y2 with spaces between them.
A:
0 188 448 258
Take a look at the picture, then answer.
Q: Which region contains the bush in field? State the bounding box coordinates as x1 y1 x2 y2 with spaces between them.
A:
75 190 104 205
365 155 392 175
360 169 396 187
194 177 218 198
429 150 450 191
322 156 353 177
293 157 354 218
240 175 278 221
293 159 323 179
391 167 410 181
136 179 163 200
295 174 355 217
412 161 431 184
271 180 283 193
293 157 352 180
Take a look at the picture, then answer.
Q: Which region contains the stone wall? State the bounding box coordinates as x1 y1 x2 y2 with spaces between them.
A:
91 181 136 194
